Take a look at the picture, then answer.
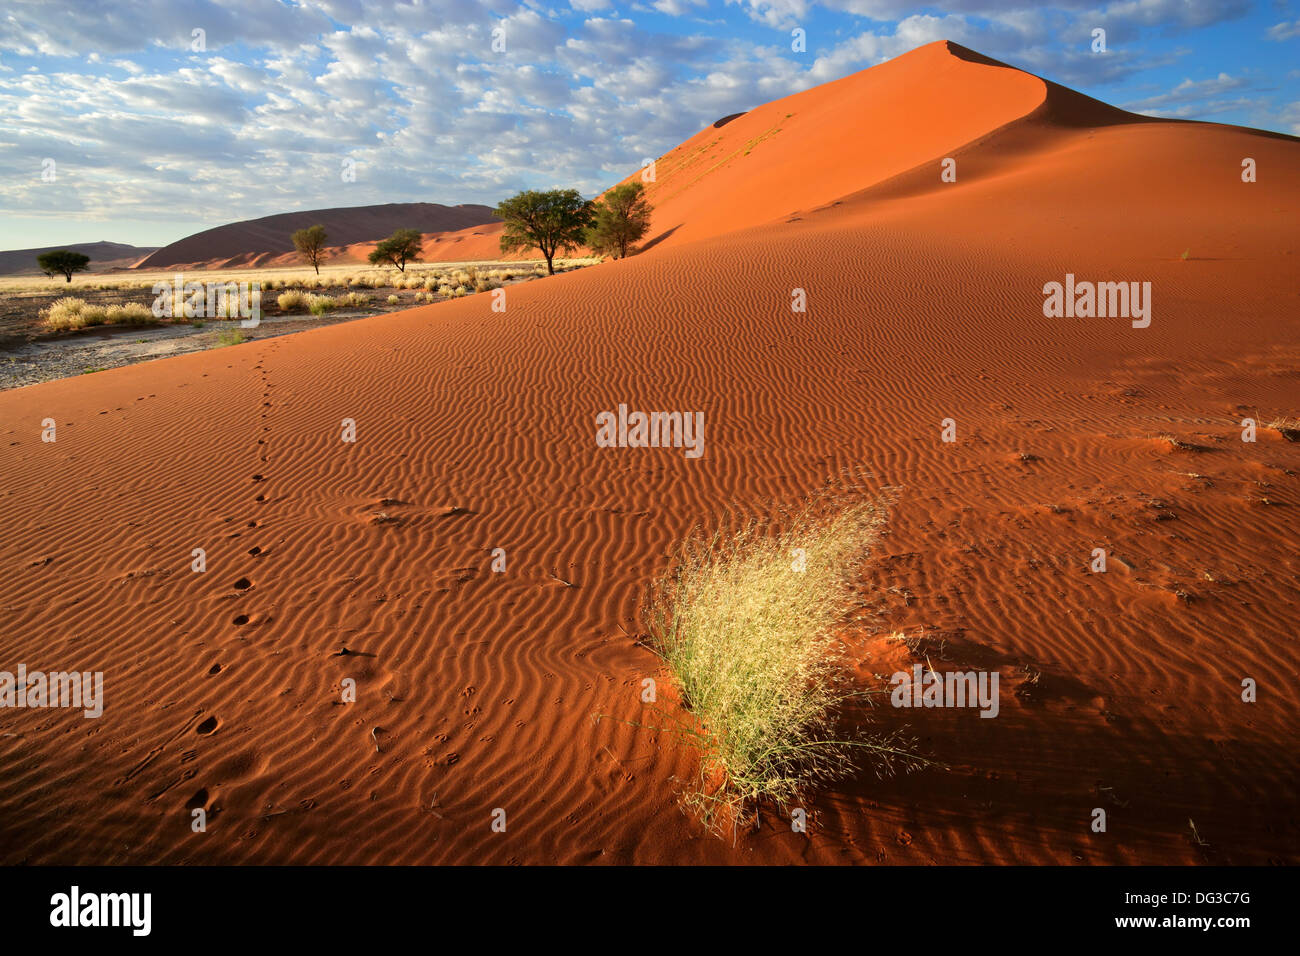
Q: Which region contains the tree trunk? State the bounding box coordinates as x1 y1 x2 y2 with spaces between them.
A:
65 274 72 282
545 254 555 275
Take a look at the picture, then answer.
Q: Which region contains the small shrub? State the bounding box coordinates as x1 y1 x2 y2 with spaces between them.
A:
42 297 88 330
645 494 923 832
106 302 153 325
278 290 308 312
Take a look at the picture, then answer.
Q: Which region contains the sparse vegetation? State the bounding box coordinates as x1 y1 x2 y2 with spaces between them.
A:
40 297 153 331
277 289 308 312
338 291 370 308
643 493 922 832
291 224 329 274
37 249 91 283
586 181 652 259
1266 417 1300 441
495 189 594 275
306 293 336 315
367 228 423 272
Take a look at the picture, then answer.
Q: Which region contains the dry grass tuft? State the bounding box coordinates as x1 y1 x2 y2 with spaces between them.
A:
277 289 308 312
644 492 923 833
41 297 153 331
1265 417 1300 442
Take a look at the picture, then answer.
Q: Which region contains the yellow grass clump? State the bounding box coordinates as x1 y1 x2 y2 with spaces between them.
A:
644 494 922 831
306 293 335 315
277 289 308 312
41 297 153 331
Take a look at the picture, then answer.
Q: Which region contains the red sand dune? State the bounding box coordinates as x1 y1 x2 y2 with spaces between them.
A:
134 202 499 271
188 221 514 272
1 41 1297 865
344 220 514 267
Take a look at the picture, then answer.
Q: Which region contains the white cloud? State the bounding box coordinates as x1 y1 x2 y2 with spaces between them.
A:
1278 101 1300 134
0 0 1290 247
1122 71 1247 111
1268 21 1300 42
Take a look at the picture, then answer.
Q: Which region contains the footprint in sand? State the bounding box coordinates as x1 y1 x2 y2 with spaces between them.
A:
196 716 220 736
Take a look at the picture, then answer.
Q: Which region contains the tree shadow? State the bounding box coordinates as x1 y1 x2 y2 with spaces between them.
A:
637 224 681 255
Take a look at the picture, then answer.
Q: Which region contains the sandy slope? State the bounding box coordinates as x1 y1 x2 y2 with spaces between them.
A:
178 220 516 272
0 41 1297 865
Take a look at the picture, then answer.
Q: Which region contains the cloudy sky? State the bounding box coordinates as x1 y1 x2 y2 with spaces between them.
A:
1 0 1297 250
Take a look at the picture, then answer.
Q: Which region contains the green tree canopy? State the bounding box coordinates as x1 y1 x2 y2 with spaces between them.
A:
37 249 91 283
586 181 653 260
291 224 329 274
494 189 594 275
367 228 423 272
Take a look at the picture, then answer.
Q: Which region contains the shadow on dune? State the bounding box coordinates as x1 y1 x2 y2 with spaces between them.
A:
638 224 682 254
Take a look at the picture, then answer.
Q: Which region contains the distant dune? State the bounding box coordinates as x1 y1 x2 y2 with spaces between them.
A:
625 41 1294 251
0 240 158 276
1 41 1297 866
133 202 500 270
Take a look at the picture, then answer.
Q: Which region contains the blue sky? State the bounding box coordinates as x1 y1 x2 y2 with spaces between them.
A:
1 0 1297 250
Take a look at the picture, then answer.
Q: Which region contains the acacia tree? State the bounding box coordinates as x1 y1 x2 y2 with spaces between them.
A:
367 228 423 272
291 224 329 274
494 189 593 275
37 249 91 283
586 181 652 259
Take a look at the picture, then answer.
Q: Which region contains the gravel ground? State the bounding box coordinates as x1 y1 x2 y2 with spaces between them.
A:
0 310 382 390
